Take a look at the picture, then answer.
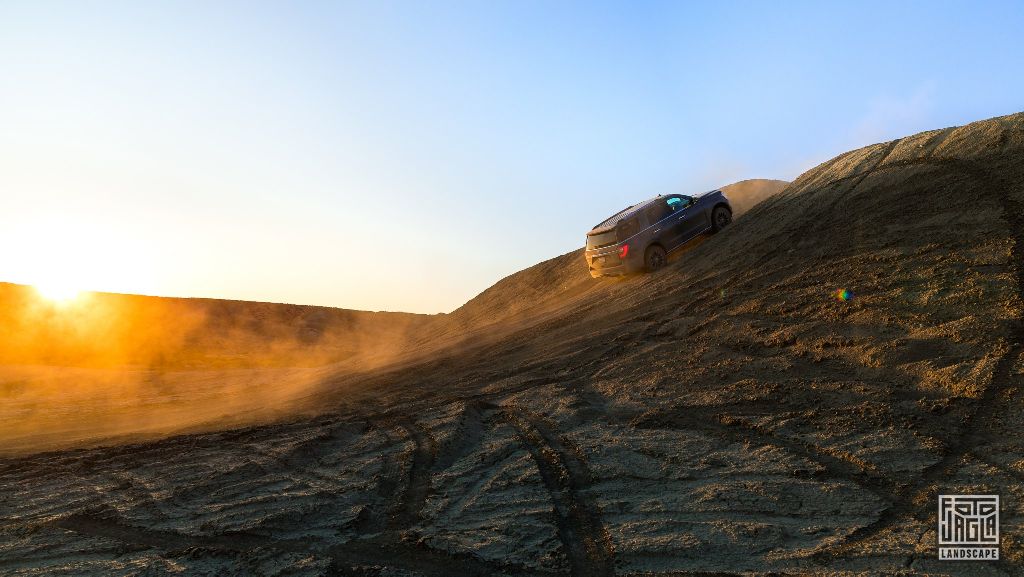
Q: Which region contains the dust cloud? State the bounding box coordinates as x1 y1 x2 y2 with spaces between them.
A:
0 179 791 455
0 283 432 454
720 178 789 217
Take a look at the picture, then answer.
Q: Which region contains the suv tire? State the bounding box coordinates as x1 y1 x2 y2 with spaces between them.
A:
711 206 732 233
645 245 667 273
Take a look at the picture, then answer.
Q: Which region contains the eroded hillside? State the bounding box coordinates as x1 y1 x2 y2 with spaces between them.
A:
0 180 788 456
2 115 1023 575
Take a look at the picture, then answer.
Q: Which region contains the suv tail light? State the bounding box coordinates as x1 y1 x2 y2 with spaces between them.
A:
619 244 629 258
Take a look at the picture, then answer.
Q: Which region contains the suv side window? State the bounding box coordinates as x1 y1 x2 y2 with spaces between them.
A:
645 202 672 225
616 216 639 240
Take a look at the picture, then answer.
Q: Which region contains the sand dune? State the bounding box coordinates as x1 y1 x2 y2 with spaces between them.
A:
2 114 1023 575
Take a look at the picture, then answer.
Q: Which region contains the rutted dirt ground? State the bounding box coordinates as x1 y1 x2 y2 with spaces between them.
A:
2 114 1024 575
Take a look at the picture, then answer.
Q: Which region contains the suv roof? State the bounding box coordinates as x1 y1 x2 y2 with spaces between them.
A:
589 190 720 233
590 194 672 232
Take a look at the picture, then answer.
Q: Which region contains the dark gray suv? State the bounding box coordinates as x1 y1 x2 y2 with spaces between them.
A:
585 190 732 277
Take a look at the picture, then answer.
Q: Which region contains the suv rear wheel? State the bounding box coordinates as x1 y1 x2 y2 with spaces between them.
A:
711 206 732 232
644 245 667 272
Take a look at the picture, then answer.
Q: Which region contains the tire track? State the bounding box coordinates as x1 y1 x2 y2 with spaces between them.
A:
812 153 1024 563
621 572 766 577
502 406 616 577
632 405 902 501
838 138 903 196
389 418 438 529
433 401 494 472
789 137 901 247
46 511 554 577
43 418 521 577
164 421 358 505
51 511 285 554
350 416 439 532
736 138 903 280
327 537 558 577
969 450 1024 484
351 424 408 534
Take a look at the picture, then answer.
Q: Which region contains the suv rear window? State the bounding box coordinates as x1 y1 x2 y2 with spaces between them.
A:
586 216 641 250
586 230 617 249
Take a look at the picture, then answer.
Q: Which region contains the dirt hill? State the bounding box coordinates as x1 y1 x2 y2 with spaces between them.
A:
720 178 789 216
0 283 432 369
0 179 791 458
0 178 787 372
2 115 1023 575
438 178 790 339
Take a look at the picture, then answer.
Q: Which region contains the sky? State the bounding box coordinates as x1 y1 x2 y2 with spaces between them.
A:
1 1 1023 314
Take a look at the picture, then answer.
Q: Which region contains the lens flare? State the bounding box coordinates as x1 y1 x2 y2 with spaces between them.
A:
834 288 852 302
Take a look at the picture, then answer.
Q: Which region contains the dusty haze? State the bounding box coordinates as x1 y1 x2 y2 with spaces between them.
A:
0 178 790 456
4 125 1022 575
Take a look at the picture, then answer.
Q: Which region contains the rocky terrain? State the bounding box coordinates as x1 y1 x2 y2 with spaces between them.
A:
2 113 1023 576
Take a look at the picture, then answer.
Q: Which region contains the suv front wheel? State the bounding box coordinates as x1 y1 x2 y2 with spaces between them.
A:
711 206 732 232
644 245 667 272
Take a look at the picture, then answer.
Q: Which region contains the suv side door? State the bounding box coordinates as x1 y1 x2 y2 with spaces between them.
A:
666 195 705 247
643 201 676 248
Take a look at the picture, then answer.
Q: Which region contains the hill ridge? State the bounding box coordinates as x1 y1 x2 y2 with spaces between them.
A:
3 111 1024 574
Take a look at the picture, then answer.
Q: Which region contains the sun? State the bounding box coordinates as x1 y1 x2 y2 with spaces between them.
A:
34 282 82 305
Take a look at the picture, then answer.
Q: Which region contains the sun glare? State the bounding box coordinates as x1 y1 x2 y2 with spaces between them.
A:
35 282 82 304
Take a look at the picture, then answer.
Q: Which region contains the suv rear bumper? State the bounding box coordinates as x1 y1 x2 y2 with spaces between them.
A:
589 262 631 277
585 244 643 277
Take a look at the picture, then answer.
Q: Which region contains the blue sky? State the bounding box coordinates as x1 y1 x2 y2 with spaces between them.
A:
1 1 1022 313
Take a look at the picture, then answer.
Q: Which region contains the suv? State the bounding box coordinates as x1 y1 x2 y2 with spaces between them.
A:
585 190 732 277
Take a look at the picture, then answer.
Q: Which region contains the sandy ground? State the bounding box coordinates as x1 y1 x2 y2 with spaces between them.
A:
2 114 1024 575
